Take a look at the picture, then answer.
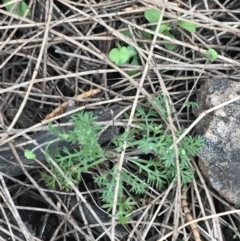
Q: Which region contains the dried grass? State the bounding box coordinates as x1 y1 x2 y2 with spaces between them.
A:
1 0 240 241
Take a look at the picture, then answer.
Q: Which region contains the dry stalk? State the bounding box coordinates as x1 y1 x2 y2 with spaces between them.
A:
44 88 101 120
181 185 201 241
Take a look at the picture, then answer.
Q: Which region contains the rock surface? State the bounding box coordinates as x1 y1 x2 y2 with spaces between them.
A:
195 78 240 204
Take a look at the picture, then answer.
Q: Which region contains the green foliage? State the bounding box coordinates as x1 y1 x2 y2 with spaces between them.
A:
113 99 204 188
109 8 198 69
144 8 162 23
183 101 199 109
177 20 196 32
164 31 176 51
126 45 137 58
155 23 170 34
143 8 197 51
3 0 31 17
205 48 218 62
42 111 105 191
38 99 203 223
24 149 36 159
109 8 200 69
109 45 131 65
125 55 140 76
152 95 170 118
120 30 132 38
108 42 140 76
141 30 152 39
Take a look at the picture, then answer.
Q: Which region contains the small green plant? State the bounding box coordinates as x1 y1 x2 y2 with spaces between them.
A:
3 0 31 17
109 8 216 68
24 149 36 159
205 48 218 62
109 8 198 69
143 8 196 51
183 101 199 109
109 44 137 65
25 99 203 223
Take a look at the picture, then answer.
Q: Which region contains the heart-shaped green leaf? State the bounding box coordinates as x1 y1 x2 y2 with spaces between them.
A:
109 46 130 65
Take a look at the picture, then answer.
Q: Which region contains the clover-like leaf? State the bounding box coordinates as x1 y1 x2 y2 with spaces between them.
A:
3 0 31 17
177 20 196 32
205 48 218 62
24 149 36 159
109 46 130 65
144 8 161 23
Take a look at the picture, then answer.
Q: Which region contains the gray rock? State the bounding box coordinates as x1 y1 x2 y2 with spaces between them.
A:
195 78 240 204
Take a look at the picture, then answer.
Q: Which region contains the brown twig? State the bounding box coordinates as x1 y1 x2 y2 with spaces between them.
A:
44 88 101 120
181 185 201 241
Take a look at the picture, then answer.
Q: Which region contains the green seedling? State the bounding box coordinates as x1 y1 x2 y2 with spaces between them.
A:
109 37 140 76
205 48 218 62
109 44 131 65
109 8 197 69
143 8 197 51
25 98 204 224
24 149 36 159
183 101 199 109
3 0 31 17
